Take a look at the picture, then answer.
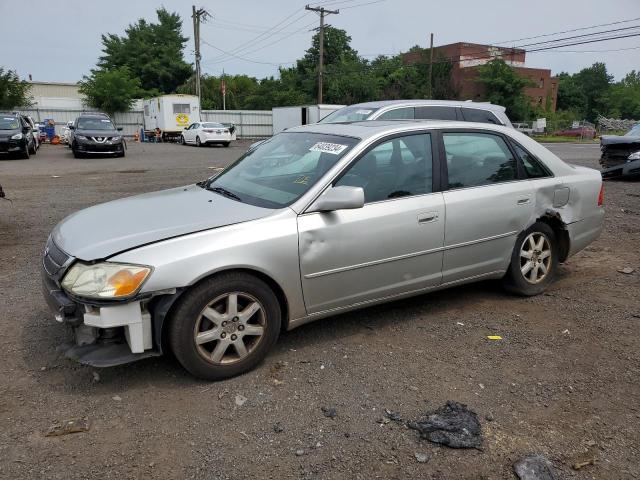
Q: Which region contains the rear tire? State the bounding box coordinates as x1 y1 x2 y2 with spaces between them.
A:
168 272 281 381
223 142 230 148
502 222 558 296
196 136 202 147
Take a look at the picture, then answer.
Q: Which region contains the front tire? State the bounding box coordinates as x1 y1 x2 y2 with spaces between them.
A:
20 142 30 159
29 140 37 155
168 272 281 380
503 222 558 296
180 135 185 145
223 142 230 148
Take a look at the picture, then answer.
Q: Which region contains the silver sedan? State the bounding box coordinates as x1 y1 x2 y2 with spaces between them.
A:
42 120 604 380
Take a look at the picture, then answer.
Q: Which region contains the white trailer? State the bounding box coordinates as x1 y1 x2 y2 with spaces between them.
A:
142 94 200 140
272 104 344 134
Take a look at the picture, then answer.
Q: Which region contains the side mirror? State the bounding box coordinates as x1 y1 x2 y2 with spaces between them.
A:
308 186 364 213
69 125 75 130
117 127 123 131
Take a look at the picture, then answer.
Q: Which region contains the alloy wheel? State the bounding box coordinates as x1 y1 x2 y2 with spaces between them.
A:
193 292 266 364
520 232 552 284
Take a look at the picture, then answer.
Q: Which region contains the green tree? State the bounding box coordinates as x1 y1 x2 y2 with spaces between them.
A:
575 63 612 121
476 59 535 119
0 68 32 109
98 8 192 95
608 70 640 119
79 67 141 115
556 72 587 116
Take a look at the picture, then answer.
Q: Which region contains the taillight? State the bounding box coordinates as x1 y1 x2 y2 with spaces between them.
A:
597 184 604 206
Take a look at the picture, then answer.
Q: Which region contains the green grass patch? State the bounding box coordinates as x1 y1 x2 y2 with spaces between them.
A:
533 136 599 144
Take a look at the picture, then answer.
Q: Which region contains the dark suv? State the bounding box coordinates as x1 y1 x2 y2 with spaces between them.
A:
0 112 37 159
70 113 125 158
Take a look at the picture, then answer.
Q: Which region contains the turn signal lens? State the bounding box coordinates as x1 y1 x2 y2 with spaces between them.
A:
597 184 604 206
62 262 152 299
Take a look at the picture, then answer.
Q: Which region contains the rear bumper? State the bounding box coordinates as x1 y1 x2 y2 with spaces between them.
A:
567 208 605 257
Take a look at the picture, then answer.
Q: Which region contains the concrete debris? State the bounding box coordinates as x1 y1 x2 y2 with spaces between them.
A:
273 423 284 433
617 267 635 274
234 394 247 407
408 401 482 449
414 452 429 463
513 454 556 480
295 449 305 456
112 395 122 401
321 406 337 418
45 418 90 437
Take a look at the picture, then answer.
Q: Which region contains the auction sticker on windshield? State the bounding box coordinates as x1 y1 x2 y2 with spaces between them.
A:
310 142 348 155
355 110 373 115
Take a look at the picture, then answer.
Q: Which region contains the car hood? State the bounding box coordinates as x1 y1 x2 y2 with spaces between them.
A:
600 134 640 146
0 128 20 139
52 184 276 260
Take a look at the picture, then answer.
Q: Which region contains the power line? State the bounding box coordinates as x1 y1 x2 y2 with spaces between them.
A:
340 0 387 9
490 16 640 46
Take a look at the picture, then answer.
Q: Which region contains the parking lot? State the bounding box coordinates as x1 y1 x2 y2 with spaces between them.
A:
0 140 639 479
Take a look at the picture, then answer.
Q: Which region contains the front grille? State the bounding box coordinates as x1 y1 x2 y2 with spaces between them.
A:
43 237 71 277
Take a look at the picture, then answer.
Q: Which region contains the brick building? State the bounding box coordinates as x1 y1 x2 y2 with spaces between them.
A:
403 42 558 111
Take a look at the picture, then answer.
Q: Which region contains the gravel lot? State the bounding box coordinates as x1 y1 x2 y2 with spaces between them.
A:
0 140 638 479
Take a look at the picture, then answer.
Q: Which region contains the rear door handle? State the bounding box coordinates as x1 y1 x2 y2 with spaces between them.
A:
418 212 439 224
517 197 531 205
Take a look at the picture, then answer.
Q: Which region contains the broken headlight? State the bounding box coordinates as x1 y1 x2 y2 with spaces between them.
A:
628 151 640 161
61 262 152 299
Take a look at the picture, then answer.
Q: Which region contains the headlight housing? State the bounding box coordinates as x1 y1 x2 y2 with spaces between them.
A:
110 136 121 142
76 135 88 141
61 262 152 299
628 151 640 161
11 133 23 140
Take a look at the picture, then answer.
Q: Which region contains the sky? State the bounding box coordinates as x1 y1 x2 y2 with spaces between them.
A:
1 0 639 84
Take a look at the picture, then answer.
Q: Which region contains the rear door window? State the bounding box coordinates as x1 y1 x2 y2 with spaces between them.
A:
415 106 458 121
443 132 517 189
460 108 502 125
377 107 415 120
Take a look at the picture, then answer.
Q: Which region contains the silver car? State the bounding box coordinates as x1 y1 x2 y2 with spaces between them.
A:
42 120 604 380
319 100 513 127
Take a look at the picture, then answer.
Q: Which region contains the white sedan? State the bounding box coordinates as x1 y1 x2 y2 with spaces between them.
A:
180 122 232 147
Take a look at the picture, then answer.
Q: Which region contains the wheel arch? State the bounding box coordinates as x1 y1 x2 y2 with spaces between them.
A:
535 211 570 262
152 267 290 353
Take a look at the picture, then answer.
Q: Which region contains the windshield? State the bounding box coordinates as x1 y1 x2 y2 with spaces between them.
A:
625 125 640 137
205 132 359 208
77 117 115 130
202 122 225 128
0 116 20 130
319 106 379 123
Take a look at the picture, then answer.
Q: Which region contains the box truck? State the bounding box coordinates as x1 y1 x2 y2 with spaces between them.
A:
142 95 200 141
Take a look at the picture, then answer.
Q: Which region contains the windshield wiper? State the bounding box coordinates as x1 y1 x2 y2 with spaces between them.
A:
207 186 242 202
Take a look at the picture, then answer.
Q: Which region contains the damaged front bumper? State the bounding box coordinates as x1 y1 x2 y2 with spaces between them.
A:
600 158 640 179
41 238 161 367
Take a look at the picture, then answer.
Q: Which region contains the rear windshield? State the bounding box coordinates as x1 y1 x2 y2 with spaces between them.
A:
0 116 20 129
204 132 359 208
319 106 379 123
77 117 115 130
625 125 640 136
202 122 225 128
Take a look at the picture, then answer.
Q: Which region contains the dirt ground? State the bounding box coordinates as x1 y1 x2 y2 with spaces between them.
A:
0 140 638 479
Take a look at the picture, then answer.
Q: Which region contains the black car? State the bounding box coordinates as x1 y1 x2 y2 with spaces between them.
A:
70 113 125 158
600 124 640 179
0 112 37 159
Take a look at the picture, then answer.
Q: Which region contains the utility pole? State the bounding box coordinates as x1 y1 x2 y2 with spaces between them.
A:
305 4 339 104
192 6 210 109
427 33 434 99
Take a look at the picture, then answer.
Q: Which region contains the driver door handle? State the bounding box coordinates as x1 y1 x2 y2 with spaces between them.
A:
418 212 439 224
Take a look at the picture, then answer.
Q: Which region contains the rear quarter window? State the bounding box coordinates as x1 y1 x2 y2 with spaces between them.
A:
461 108 502 125
415 106 458 121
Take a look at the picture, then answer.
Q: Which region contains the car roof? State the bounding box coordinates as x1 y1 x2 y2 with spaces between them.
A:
343 99 507 113
285 119 512 140
78 112 111 118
